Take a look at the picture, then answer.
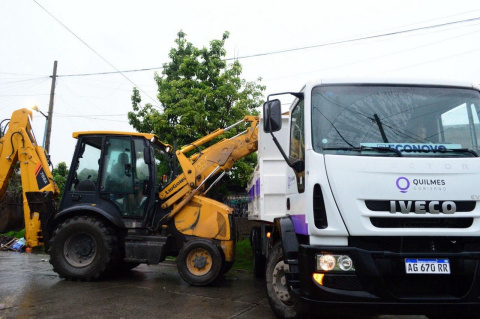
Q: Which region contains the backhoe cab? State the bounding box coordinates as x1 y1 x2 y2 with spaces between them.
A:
1 108 259 286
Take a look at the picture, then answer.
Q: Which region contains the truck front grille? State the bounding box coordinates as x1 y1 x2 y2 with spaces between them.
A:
365 200 475 212
370 217 473 228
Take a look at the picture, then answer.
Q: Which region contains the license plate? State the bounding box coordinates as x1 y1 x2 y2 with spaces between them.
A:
405 258 450 274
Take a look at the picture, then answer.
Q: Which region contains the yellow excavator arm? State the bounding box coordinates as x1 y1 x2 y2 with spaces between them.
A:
156 115 259 262
0 108 59 247
158 115 259 220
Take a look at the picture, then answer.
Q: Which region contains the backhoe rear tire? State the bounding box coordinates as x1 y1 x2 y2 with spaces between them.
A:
177 239 222 286
48 216 115 281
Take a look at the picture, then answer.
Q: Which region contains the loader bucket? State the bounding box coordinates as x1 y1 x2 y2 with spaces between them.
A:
0 194 24 233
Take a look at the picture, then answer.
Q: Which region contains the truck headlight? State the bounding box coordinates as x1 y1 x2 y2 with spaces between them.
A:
316 254 355 272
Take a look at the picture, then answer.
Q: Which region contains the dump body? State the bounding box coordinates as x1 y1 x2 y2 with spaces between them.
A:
247 116 289 223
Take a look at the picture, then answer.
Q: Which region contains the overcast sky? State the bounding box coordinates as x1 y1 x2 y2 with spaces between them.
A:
1 0 480 166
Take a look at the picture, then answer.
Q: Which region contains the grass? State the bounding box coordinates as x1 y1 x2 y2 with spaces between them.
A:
2 229 25 238
233 238 253 271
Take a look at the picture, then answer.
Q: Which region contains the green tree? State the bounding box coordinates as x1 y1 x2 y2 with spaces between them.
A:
52 162 69 197
5 163 22 196
128 31 265 191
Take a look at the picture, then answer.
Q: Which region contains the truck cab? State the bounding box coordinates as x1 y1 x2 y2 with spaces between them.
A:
262 78 480 318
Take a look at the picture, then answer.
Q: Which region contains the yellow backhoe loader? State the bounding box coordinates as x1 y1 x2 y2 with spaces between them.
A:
0 108 258 286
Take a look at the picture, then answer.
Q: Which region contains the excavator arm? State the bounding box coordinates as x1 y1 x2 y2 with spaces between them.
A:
156 115 259 262
0 108 59 247
158 115 259 220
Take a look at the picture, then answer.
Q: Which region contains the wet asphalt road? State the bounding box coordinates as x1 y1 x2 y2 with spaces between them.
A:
0 251 427 319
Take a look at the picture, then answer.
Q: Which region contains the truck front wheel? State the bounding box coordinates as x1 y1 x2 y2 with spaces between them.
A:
48 216 115 281
177 239 222 286
266 242 301 319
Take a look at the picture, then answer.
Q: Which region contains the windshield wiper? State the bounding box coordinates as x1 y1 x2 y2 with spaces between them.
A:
323 146 402 156
441 148 479 157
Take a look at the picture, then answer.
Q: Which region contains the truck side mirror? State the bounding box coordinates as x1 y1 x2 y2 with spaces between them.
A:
263 99 282 133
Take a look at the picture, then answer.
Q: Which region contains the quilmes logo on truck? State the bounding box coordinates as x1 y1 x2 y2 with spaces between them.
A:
396 177 447 193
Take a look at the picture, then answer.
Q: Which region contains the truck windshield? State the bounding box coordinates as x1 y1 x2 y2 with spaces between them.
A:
312 85 480 157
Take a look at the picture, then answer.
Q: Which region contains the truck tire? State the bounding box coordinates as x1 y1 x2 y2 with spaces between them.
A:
177 239 222 286
266 242 301 319
48 216 115 281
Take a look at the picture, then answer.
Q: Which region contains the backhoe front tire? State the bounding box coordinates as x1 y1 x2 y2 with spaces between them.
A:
177 239 222 286
49 216 114 281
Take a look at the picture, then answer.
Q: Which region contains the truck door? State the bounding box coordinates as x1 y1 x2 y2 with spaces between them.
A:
286 99 307 233
289 100 305 193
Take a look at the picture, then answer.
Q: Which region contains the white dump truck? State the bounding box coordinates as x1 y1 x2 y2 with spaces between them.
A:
249 78 480 318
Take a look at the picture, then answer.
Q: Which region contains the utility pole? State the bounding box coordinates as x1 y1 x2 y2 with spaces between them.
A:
45 60 57 153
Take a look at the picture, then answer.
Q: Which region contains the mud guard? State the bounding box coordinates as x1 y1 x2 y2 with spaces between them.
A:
55 204 125 229
274 216 300 293
275 216 299 263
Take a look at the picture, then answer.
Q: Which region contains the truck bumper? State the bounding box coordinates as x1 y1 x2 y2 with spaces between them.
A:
296 242 480 316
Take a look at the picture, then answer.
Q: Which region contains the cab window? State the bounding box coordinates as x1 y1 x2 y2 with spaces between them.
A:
71 137 102 192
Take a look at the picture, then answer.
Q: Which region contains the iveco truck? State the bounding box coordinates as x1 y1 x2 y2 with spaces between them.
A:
250 78 480 318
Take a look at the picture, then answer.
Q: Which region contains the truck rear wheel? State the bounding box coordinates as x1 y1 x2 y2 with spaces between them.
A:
48 216 114 281
177 239 222 286
266 242 301 319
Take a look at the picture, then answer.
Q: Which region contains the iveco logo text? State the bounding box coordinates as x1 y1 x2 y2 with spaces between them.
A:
389 200 456 214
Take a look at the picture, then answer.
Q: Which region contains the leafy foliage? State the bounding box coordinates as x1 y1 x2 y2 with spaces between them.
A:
5 163 22 195
128 31 265 190
52 162 69 197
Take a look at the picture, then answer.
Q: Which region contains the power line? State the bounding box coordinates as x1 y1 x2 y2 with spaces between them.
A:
222 15 480 61
0 72 46 77
58 67 163 78
54 112 126 117
0 77 49 85
0 93 49 97
369 46 480 76
266 23 480 82
32 0 160 107
55 15 480 78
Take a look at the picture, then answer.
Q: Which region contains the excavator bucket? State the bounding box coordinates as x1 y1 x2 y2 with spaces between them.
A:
0 194 24 233
25 191 56 248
